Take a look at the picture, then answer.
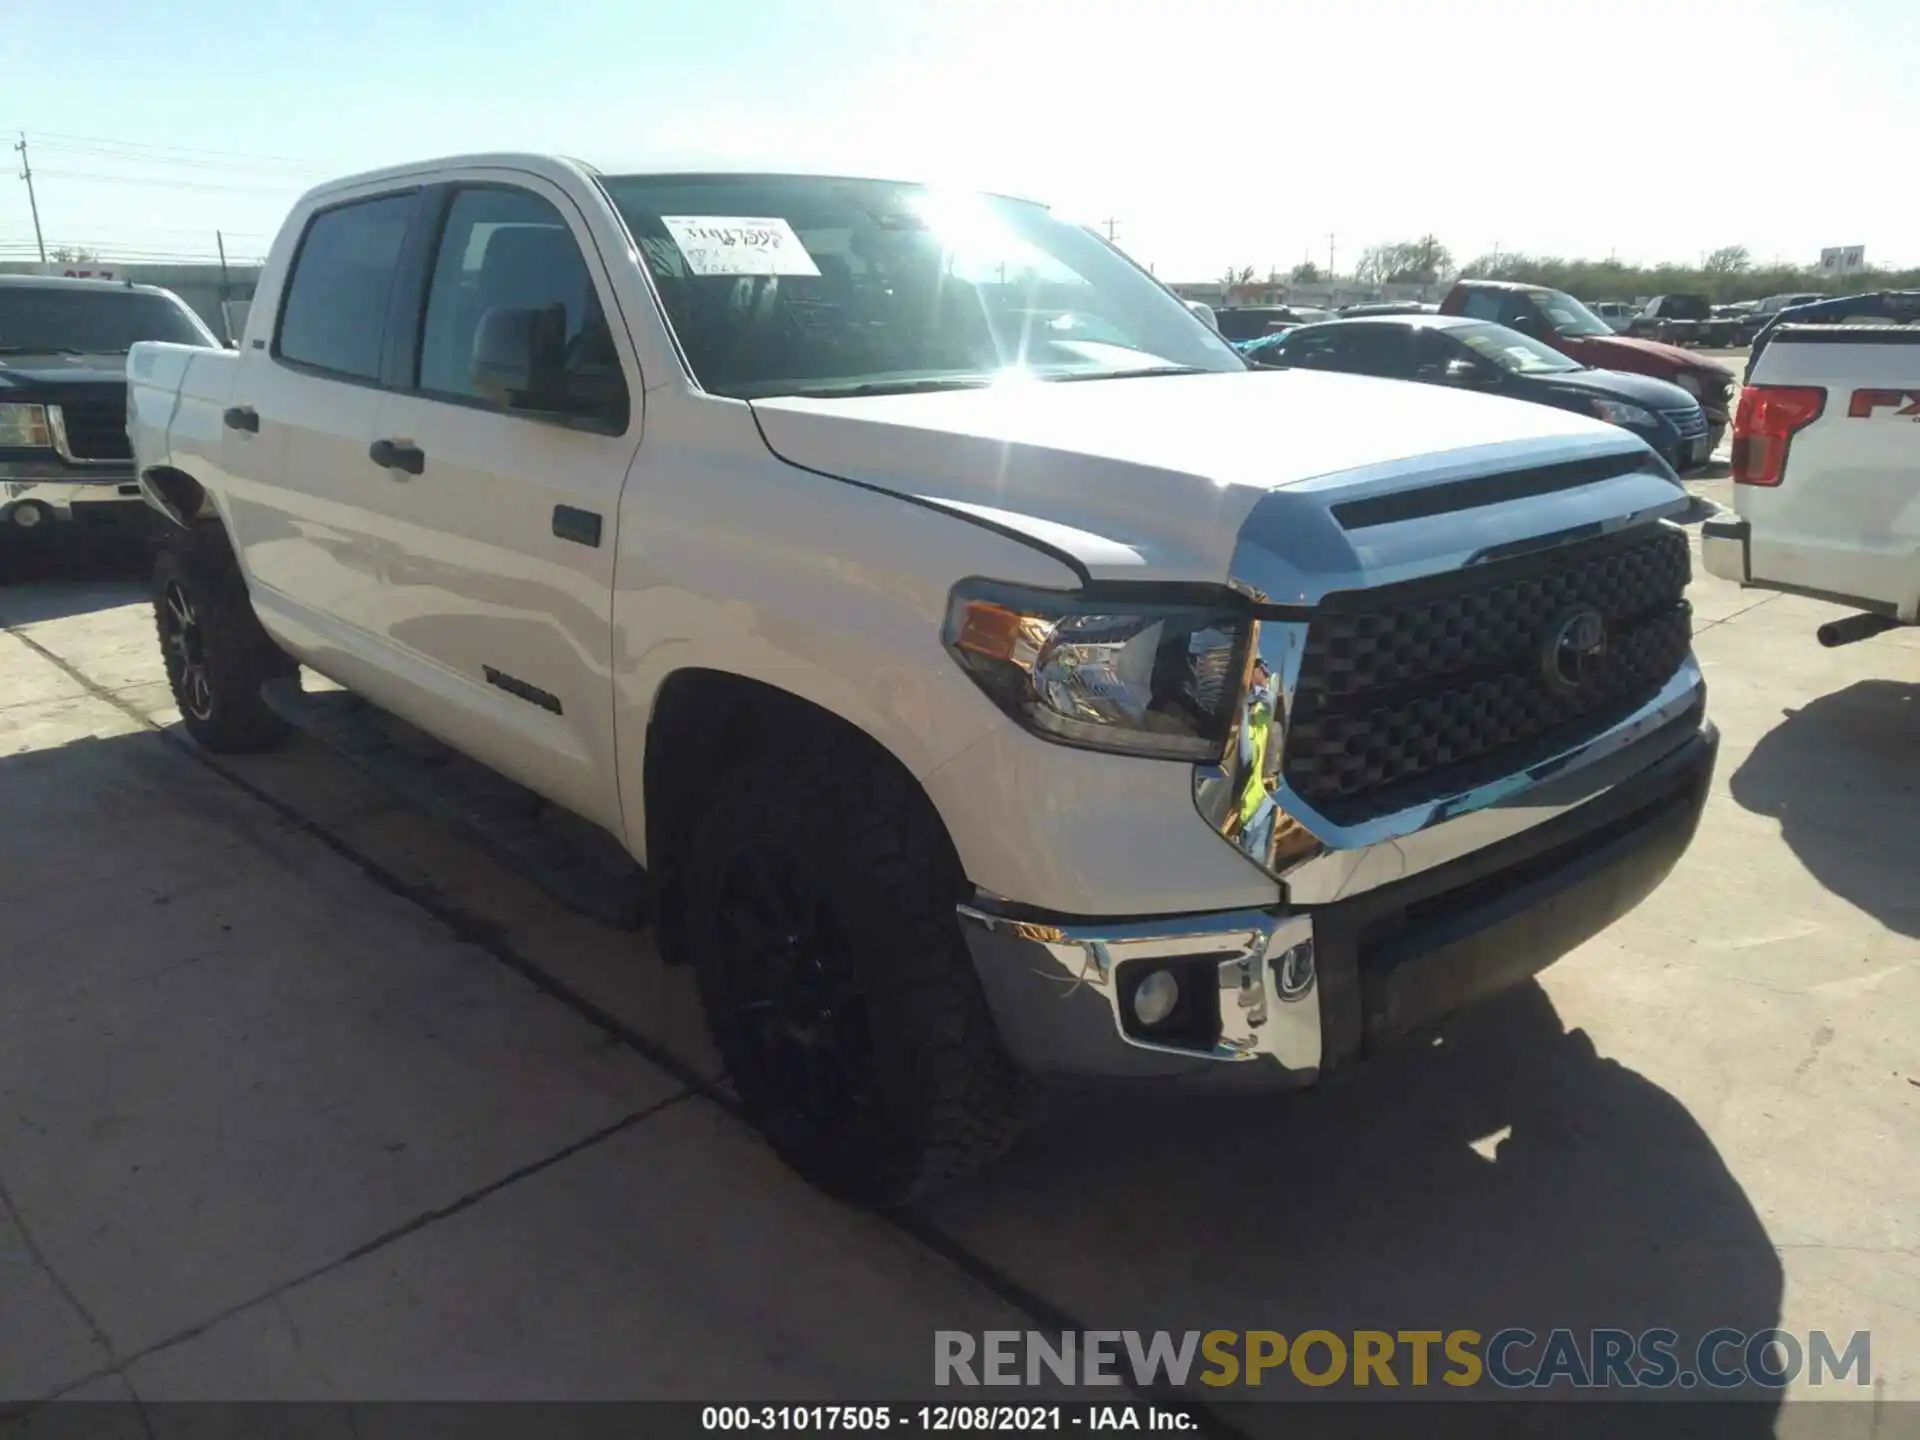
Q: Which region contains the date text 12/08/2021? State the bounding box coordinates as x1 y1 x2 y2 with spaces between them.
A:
702 1406 1193 1432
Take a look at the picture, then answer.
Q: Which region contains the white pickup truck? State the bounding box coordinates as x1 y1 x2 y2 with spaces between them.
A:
1704 318 1920 644
128 154 1717 1203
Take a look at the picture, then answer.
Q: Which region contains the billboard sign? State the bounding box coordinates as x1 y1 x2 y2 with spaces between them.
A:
1819 246 1866 275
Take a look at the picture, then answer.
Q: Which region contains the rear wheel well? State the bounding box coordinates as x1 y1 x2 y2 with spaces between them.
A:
643 670 963 963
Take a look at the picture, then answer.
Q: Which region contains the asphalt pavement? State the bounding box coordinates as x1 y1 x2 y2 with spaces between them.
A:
0 474 1915 1426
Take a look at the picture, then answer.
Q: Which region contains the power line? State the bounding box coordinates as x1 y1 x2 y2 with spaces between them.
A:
0 125 316 168
31 167 310 196
31 140 328 178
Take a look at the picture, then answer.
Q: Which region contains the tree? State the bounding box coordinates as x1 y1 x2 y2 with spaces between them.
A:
1290 260 1321 283
50 245 99 265
1703 245 1752 275
1355 236 1454 286
1219 264 1258 302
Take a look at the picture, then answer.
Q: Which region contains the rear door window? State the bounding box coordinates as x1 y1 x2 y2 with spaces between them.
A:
276 193 416 381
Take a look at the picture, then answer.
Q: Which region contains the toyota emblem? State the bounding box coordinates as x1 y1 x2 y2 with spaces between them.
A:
1541 607 1608 694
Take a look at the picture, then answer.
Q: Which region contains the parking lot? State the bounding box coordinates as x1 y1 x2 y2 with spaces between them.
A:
2 446 1917 1426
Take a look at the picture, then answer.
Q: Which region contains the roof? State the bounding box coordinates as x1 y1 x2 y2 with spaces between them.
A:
1294 313 1480 332
1447 278 1542 292
300 152 1047 210
0 274 170 296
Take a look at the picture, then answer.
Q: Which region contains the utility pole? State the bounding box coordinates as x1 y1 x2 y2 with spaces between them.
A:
15 132 48 269
1326 231 1337 279
1101 217 1120 244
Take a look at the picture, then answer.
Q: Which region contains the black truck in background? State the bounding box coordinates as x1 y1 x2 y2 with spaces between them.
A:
1626 294 1738 347
0 275 218 566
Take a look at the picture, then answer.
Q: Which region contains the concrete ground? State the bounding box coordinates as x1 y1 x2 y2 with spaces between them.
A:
0 453 1915 1428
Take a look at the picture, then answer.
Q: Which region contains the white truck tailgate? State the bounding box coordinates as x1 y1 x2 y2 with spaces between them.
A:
1732 326 1920 618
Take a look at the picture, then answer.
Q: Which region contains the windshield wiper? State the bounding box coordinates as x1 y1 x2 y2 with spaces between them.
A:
1048 365 1213 383
778 376 997 399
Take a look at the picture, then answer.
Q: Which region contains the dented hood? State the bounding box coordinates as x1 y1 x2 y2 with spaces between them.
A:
750 370 1657 586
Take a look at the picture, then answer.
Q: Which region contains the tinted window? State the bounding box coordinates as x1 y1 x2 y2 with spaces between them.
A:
0 288 212 353
277 193 414 380
600 173 1243 399
1214 308 1292 341
1458 290 1505 323
1280 324 1411 378
418 187 625 417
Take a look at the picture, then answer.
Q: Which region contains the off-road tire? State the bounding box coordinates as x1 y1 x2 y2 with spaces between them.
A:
683 739 1028 1206
153 530 295 753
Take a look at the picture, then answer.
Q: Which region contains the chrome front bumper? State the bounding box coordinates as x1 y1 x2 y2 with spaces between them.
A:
955 906 1321 1085
2 473 148 527
957 715 1716 1087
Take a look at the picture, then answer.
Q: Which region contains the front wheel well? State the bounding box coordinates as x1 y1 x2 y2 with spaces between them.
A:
643 669 964 963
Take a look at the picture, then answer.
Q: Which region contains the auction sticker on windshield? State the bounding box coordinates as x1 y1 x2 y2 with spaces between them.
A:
661 216 821 277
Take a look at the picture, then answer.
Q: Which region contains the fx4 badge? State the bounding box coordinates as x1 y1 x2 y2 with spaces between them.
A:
1848 389 1920 419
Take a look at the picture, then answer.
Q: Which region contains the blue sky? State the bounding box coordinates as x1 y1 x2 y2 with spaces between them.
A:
4 0 1915 276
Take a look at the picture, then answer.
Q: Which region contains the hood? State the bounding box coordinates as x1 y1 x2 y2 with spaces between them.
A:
1558 333 1730 376
750 370 1659 586
1533 366 1699 411
0 352 132 390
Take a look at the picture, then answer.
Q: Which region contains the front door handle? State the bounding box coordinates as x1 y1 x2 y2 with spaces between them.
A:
222 405 259 433
368 438 425 476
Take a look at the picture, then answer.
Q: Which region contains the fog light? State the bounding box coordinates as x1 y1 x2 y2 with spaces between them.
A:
1131 968 1181 1028
12 502 44 529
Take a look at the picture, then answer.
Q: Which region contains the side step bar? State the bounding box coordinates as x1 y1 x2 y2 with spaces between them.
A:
261 678 649 930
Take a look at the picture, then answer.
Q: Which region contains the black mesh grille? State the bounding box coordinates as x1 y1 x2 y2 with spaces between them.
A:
1284 525 1692 824
56 397 132 461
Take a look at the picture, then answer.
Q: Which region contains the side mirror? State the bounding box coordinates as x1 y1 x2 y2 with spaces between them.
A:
471 305 568 410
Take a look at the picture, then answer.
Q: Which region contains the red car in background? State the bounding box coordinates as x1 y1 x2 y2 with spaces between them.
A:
1439 280 1737 453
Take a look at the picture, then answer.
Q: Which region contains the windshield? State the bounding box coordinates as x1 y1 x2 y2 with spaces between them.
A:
1527 289 1614 338
1453 321 1583 375
600 174 1246 399
0 288 212 354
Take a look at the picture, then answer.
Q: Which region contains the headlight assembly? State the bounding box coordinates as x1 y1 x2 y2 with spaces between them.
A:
944 580 1250 760
0 404 53 450
1591 398 1658 428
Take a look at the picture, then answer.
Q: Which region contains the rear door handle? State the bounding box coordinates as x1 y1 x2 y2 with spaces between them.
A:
222 405 259 433
368 438 425 476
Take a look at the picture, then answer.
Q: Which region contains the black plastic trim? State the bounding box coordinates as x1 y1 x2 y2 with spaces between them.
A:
1331 454 1659 530
1311 719 1715 1070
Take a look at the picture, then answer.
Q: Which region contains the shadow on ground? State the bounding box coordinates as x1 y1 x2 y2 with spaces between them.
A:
1730 679 1920 937
0 536 150 625
922 982 1783 1425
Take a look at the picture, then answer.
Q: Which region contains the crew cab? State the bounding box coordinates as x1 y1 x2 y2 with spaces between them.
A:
1244 314 1714 472
128 155 1717 1204
1441 280 1737 454
1 276 218 555
1704 315 1920 644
